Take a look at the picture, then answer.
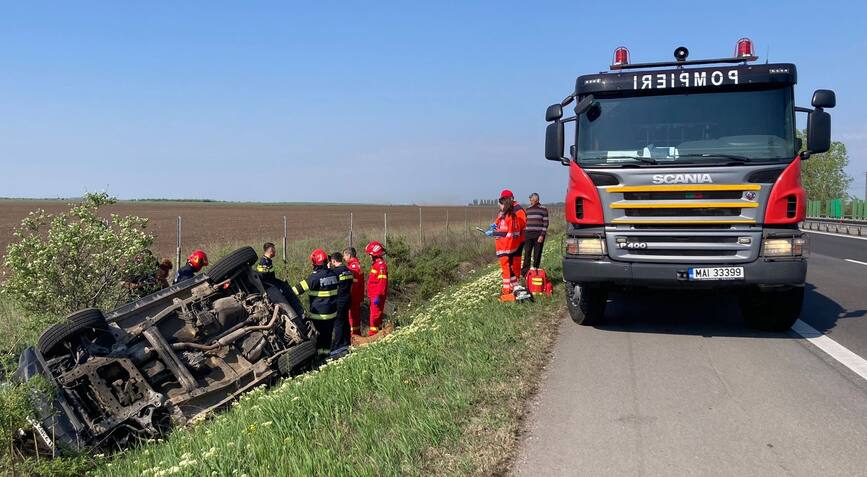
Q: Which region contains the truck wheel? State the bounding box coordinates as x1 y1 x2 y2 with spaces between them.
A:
739 286 804 332
206 247 258 283
37 308 109 358
566 283 608 325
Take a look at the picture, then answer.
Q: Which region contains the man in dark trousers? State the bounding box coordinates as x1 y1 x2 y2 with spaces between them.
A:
522 193 549 277
292 249 339 359
329 252 354 352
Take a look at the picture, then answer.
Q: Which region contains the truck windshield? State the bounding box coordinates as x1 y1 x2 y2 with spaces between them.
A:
576 86 795 166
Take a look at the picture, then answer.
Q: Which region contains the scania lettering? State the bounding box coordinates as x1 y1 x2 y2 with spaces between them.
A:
652 174 713 184
544 39 835 331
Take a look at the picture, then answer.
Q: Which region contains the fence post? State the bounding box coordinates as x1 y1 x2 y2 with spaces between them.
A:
282 216 287 264
418 207 424 246
175 216 182 269
446 209 450 235
384 212 388 248
464 207 468 235
349 212 354 248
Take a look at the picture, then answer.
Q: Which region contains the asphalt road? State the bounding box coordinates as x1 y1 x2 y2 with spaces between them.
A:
513 231 867 477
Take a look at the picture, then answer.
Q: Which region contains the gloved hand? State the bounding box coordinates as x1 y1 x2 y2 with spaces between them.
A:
484 229 494 237
373 296 382 306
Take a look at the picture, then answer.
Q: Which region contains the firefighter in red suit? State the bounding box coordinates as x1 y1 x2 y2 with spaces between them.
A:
486 189 527 297
365 241 388 336
343 247 365 336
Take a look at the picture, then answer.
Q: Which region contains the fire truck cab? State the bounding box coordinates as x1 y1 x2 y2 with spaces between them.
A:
545 39 835 331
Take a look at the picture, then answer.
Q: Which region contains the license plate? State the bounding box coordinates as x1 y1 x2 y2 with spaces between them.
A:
687 266 744 281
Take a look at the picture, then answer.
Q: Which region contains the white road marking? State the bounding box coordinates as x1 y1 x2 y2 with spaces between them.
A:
844 258 867 267
803 229 867 241
792 320 867 381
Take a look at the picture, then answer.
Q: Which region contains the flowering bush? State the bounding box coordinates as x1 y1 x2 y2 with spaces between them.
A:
2 192 158 317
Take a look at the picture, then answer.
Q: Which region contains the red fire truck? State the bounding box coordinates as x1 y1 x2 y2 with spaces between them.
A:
545 39 835 331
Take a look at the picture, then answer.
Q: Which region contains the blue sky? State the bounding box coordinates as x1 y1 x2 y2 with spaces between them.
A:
0 1 864 204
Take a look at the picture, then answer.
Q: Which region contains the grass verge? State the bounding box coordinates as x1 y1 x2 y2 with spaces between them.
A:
84 239 565 476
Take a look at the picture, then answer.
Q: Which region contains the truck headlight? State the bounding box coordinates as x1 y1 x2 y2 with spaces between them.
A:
762 237 807 257
565 237 606 256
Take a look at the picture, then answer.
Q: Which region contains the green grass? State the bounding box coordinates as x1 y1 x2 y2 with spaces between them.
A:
85 236 564 477
1 224 565 476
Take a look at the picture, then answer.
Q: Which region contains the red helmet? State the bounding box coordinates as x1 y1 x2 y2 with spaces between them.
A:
365 241 384 257
309 248 328 266
499 189 514 200
188 250 208 271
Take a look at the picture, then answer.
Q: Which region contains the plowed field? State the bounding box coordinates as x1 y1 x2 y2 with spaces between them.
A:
0 200 494 261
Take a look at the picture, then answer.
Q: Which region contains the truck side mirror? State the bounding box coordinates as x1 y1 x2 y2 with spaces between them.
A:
545 122 565 162
546 104 563 122
811 89 836 109
806 110 831 154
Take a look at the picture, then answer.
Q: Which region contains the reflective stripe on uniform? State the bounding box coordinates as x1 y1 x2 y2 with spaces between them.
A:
300 280 310 291
339 274 354 281
255 264 272 272
369 326 378 332
308 312 338 320
309 289 338 297
377 274 387 279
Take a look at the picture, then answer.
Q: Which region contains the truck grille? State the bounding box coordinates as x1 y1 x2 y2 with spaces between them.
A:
605 183 761 226
601 183 764 263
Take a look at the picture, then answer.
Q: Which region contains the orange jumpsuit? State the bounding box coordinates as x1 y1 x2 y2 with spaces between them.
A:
494 204 527 294
347 257 365 336
367 257 388 335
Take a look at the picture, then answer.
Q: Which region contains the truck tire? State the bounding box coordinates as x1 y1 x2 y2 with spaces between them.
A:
37 308 109 358
206 247 258 283
739 286 804 332
566 283 608 325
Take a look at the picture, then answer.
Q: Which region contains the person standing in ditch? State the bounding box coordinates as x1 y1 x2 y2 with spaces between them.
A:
329 252 354 351
365 241 388 336
521 193 549 277
343 247 365 337
292 249 339 358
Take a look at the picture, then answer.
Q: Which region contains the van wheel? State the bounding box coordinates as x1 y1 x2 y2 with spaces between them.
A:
37 308 110 358
206 247 259 283
739 286 804 332
277 341 316 376
566 283 608 325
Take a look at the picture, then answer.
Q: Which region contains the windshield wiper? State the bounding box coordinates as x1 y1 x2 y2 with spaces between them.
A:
600 155 658 165
677 153 751 163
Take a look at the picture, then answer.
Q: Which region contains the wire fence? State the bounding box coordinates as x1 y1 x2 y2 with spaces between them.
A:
168 204 566 267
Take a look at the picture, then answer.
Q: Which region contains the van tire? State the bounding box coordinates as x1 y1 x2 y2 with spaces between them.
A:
207 247 259 283
37 308 109 358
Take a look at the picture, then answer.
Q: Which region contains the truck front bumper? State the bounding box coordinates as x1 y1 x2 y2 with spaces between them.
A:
562 256 806 289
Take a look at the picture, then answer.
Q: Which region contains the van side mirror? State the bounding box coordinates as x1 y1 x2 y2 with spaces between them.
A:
812 89 836 109
806 110 831 155
545 122 565 162
546 104 563 122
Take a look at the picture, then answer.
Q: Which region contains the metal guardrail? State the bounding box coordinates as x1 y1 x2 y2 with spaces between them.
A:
802 218 867 237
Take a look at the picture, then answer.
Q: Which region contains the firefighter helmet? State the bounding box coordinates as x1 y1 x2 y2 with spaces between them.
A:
188 250 209 270
365 241 385 257
309 248 328 266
